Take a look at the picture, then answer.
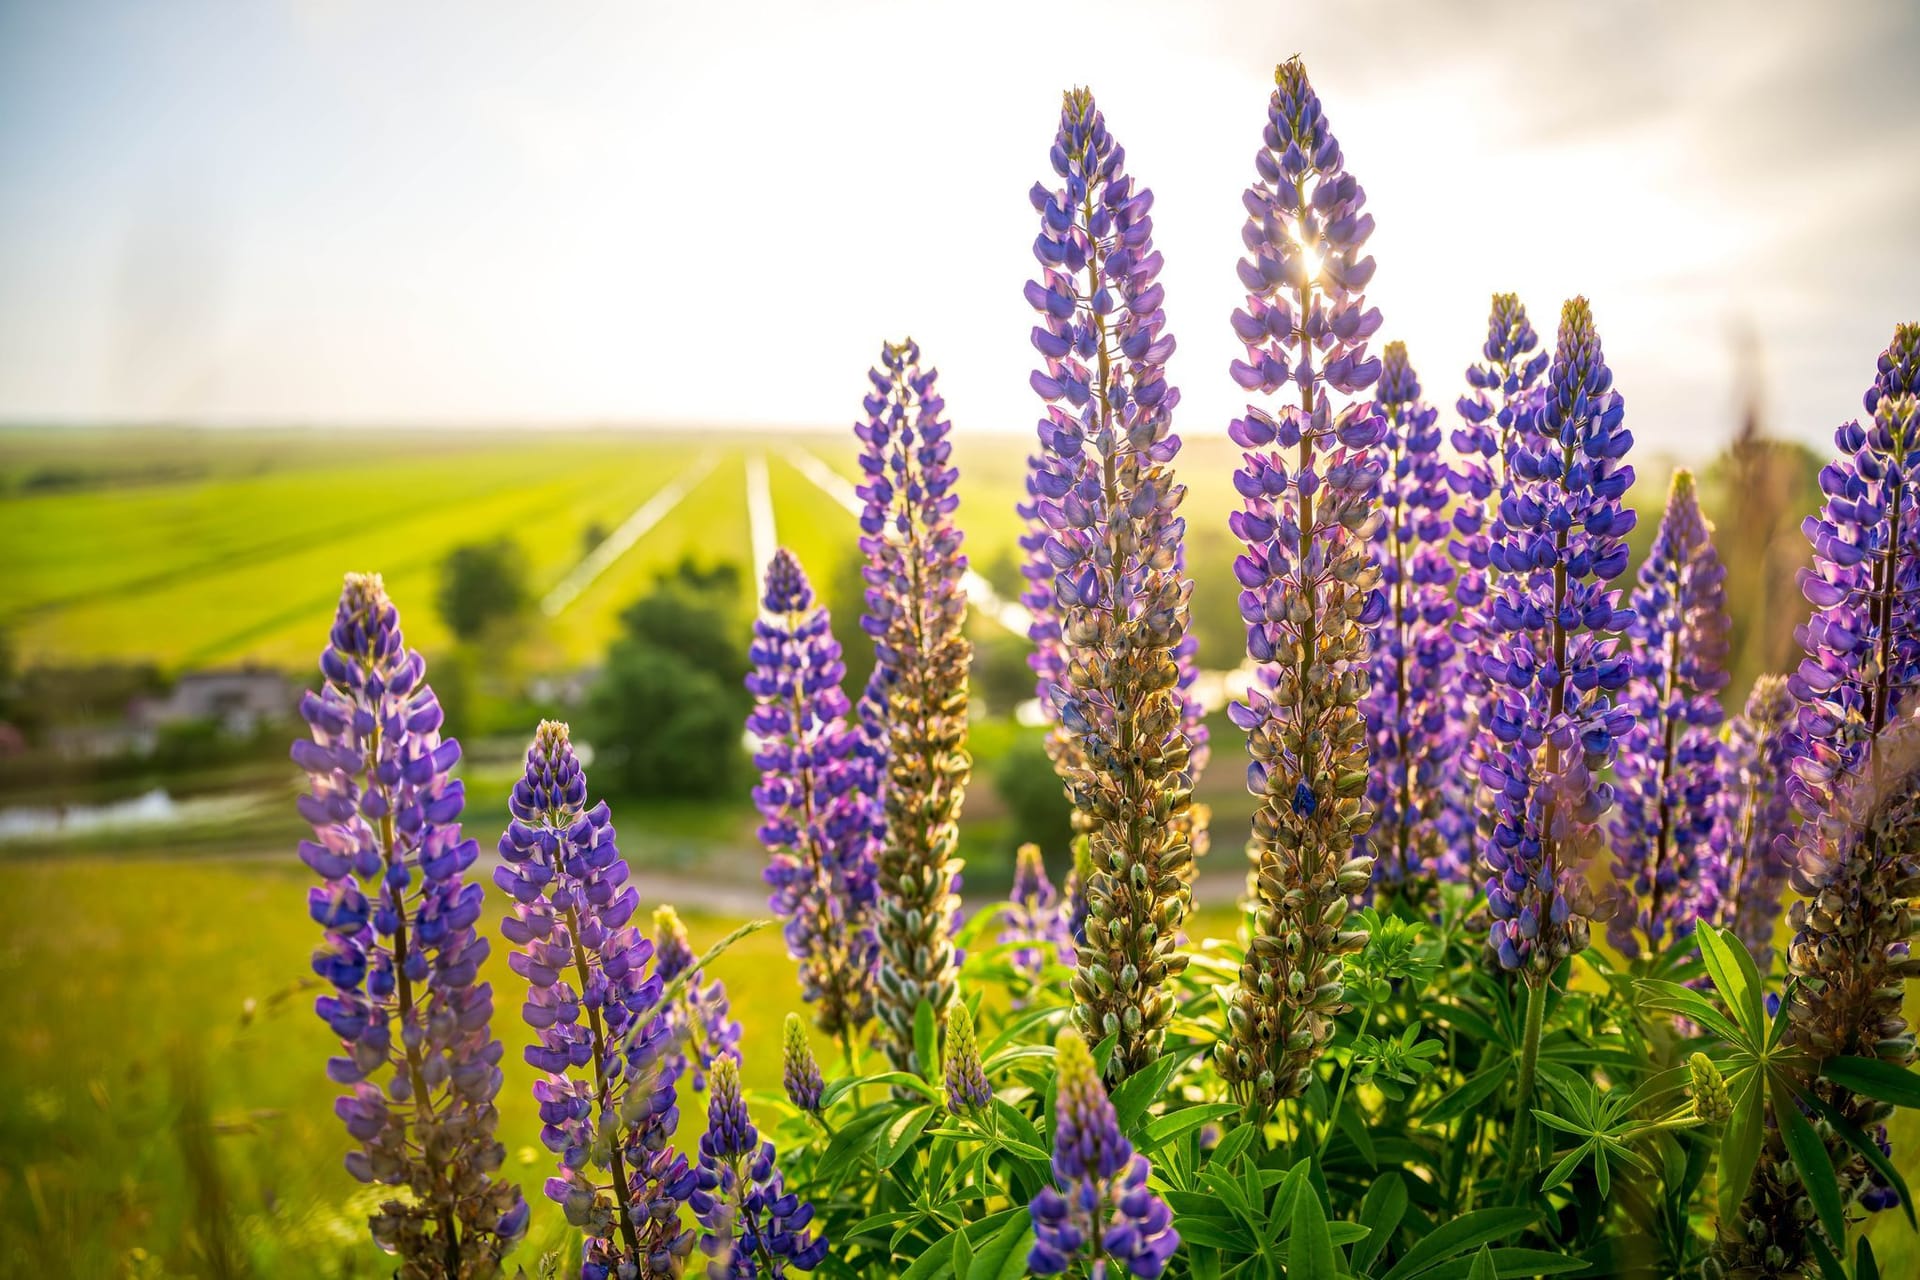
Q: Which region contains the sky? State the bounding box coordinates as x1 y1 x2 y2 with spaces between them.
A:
0 0 1916 458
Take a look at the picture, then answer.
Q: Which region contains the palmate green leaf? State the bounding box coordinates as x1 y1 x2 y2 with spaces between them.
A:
819 1106 894 1180
1351 1173 1406 1273
1695 922 1768 1045
877 1103 937 1171
1634 979 1748 1047
896 1208 1023 1280
1717 1065 1766 1222
1111 1047 1190 1137
1823 1054 1920 1108
1289 1169 1339 1280
1376 1208 1537 1280
1141 1102 1242 1156
1773 1073 1847 1248
822 1070 940 1108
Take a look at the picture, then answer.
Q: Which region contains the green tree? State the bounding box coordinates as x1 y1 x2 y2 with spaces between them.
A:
435 538 529 642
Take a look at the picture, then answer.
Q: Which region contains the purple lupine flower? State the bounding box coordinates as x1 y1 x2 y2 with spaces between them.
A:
1477 298 1637 981
856 338 972 1075
942 998 992 1116
691 1055 829 1277
1718 324 1920 1273
495 721 694 1279
747 548 880 1042
293 573 527 1273
1606 469 1731 959
1025 86 1199 1083
1216 57 1386 1112
653 905 743 1094
1446 295 1550 886
781 1014 824 1115
1002 843 1074 990
1028 1030 1179 1278
1710 674 1797 972
1358 341 1459 899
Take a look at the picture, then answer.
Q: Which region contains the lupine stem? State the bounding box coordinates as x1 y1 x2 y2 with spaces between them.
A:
1503 979 1547 1198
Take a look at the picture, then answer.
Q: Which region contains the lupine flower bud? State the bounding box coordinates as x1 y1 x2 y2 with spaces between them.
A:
495 721 694 1278
857 338 973 1076
781 1014 824 1115
294 573 527 1273
747 549 881 1040
1477 298 1637 981
942 999 992 1116
653 905 742 1095
1028 1030 1179 1277
1025 87 1199 1082
1717 324 1920 1275
691 1055 829 1276
1607 470 1731 958
1710 675 1797 971
1359 341 1459 900
1688 1052 1732 1123
1217 57 1386 1114
1002 843 1075 993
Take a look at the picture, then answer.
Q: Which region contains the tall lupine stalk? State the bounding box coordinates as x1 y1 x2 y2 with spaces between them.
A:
495 723 693 1279
1448 295 1548 884
746 548 880 1051
1215 57 1386 1115
1606 469 1731 960
1024 87 1197 1081
1027 1030 1180 1278
1477 299 1635 1189
856 339 972 1074
293 573 526 1276
1359 341 1458 901
1719 324 1920 1275
1710 674 1796 971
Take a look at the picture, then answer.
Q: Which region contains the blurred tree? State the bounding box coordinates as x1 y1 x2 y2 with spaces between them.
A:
435 538 530 642
992 728 1074 855
1185 526 1247 677
970 624 1035 719
584 558 750 799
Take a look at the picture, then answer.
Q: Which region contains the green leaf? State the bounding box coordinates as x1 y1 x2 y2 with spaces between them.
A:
1635 979 1748 1047
1288 1170 1338 1280
1696 922 1766 1044
1773 1074 1846 1249
1419 1060 1511 1126
1111 1049 1187 1138
1807 1231 1848 1280
819 1106 893 1175
1857 1236 1882 1280
1410 1248 1592 1279
1377 1208 1537 1280
915 1000 939 1083
1716 1066 1765 1223
1335 1091 1379 1167
1141 1103 1242 1155
1208 1121 1259 1171
1351 1173 1406 1273
1802 1088 1918 1230
876 1104 936 1171
965 1212 1035 1280
951 1226 973 1279
1466 1245 1498 1280
1823 1055 1920 1109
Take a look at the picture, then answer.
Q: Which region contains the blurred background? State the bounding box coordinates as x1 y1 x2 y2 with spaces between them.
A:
1 0 1916 1275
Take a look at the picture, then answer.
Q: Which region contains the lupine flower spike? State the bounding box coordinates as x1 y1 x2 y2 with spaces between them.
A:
496 722 694 1279
654 905 742 1094
781 1014 824 1116
1606 469 1731 960
747 548 881 1043
691 1055 829 1277
294 573 527 1275
1719 323 1920 1274
1448 296 1548 886
1477 298 1636 981
1709 675 1797 970
856 339 973 1075
1002 843 1075 992
1359 341 1458 901
1024 87 1200 1081
942 999 992 1116
1216 57 1387 1113
1028 1029 1180 1277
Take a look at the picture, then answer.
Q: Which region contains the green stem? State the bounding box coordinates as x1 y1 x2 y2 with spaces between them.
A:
1317 997 1376 1161
1503 979 1548 1198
